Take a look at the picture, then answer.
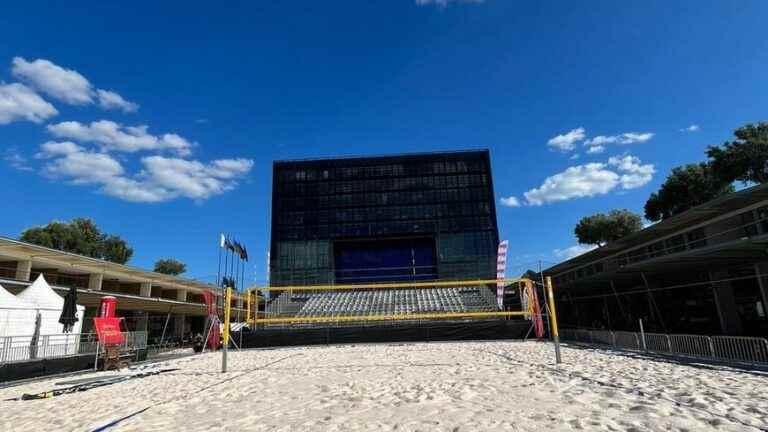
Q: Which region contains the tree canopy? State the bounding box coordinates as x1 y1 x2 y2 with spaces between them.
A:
643 163 734 222
154 258 187 276
707 122 768 185
20 218 134 264
574 209 643 247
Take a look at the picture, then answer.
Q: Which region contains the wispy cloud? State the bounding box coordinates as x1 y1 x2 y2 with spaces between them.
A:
4 147 33 171
12 57 138 112
586 145 605 154
547 127 586 152
47 120 193 156
37 141 254 203
553 244 597 260
679 124 700 133
583 131 653 154
499 196 521 208
96 89 138 113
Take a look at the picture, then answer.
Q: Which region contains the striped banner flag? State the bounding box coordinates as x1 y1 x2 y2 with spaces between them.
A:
496 240 508 309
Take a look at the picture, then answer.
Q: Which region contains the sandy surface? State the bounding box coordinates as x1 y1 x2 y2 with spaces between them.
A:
1 341 767 431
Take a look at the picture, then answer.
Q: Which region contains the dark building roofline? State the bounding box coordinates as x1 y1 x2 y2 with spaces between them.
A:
273 149 490 165
544 182 768 276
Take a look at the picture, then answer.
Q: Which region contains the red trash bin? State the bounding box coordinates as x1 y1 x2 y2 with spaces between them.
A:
100 296 118 318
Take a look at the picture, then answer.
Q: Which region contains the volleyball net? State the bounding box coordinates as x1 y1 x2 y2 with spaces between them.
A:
241 278 552 329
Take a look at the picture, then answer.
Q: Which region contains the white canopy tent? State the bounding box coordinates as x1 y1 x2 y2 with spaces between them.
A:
17 274 85 336
6 275 87 360
0 284 37 338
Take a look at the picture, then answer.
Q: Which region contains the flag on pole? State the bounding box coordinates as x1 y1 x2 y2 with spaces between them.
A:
496 240 508 310
233 241 245 259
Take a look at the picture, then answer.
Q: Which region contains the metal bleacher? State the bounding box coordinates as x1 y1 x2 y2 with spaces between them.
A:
263 285 499 326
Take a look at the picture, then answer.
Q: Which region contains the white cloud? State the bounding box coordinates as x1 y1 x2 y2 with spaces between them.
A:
140 156 254 200
584 131 653 146
415 0 484 6
499 196 521 207
608 155 655 189
0 82 58 124
680 124 700 132
554 244 597 260
12 57 92 105
524 163 619 205
37 140 84 157
47 120 193 156
96 89 139 113
569 153 580 160
523 155 655 205
38 142 254 203
547 127 585 152
586 145 605 154
11 57 137 111
43 144 125 185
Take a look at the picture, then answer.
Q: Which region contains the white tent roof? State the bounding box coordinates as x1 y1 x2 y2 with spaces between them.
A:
16 274 64 310
0 284 34 310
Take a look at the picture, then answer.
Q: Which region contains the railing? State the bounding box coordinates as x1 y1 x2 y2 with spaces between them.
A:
561 328 768 366
0 331 148 365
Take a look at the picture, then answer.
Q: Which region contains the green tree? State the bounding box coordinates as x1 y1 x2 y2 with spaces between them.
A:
101 235 134 265
644 163 734 222
574 209 643 247
707 122 768 185
153 258 187 276
19 218 133 264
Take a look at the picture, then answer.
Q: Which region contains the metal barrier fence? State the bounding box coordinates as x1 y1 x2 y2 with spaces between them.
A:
561 328 768 366
0 331 147 365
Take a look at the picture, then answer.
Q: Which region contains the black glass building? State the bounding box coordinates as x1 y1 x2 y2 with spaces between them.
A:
269 150 499 286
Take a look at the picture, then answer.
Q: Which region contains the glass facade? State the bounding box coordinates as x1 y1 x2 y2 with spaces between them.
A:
270 151 499 286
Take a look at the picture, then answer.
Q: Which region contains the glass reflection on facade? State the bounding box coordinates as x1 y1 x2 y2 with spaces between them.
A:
270 150 499 286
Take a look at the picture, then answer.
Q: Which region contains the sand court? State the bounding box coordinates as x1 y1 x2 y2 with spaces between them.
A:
1 341 767 431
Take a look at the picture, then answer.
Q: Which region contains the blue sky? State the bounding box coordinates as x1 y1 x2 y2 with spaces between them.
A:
1 1 767 283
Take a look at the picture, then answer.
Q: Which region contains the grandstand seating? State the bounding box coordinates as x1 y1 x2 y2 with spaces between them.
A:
264 285 499 324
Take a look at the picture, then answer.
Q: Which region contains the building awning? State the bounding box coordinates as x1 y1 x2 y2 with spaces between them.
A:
0 236 248 301
0 278 247 317
545 182 768 277
556 236 768 290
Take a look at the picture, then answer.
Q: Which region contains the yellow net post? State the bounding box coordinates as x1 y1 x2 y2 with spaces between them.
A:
545 276 561 364
222 286 232 373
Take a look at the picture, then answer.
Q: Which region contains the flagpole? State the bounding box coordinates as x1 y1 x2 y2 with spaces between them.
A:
217 238 223 288
222 240 229 288
235 254 241 293
229 239 235 289
241 256 246 294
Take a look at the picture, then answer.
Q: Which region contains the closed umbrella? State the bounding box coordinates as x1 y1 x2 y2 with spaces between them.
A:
59 285 79 333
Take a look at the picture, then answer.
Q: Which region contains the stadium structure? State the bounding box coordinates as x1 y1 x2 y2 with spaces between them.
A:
251 150 536 341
